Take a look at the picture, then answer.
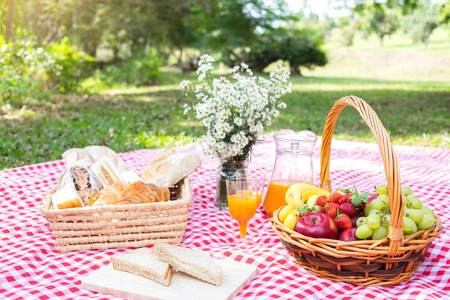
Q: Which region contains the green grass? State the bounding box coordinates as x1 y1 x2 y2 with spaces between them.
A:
1 29 449 170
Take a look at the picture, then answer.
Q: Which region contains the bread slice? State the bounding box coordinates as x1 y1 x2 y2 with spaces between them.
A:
153 244 222 286
110 252 172 287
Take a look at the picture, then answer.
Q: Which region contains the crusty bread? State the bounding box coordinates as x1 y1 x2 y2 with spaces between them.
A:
58 166 103 206
111 251 172 287
51 183 84 210
90 157 124 188
142 149 201 187
121 171 145 185
62 148 93 168
152 244 222 286
84 145 129 172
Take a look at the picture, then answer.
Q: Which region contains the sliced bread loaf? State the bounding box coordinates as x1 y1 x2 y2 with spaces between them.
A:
110 251 172 287
152 244 222 286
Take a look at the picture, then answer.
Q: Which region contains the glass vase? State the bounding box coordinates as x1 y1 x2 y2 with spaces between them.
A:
216 159 248 210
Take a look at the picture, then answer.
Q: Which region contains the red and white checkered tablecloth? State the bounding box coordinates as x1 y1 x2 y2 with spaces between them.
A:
1 137 449 299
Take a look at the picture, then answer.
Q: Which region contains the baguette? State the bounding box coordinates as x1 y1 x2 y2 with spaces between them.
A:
110 251 172 287
152 244 222 286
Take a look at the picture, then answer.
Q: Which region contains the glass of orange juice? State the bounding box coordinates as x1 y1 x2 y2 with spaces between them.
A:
226 178 258 241
236 169 266 208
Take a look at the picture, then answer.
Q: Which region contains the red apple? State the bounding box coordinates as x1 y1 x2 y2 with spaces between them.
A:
338 228 358 241
294 212 339 239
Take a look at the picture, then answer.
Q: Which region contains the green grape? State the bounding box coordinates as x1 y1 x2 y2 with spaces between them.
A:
364 204 371 216
403 217 417 234
356 217 367 227
369 209 383 217
372 226 388 240
404 208 424 224
376 184 388 195
367 214 381 230
406 194 419 201
369 198 388 211
420 206 435 216
406 197 423 209
402 186 412 196
377 194 390 206
356 224 374 239
418 214 435 230
380 214 391 229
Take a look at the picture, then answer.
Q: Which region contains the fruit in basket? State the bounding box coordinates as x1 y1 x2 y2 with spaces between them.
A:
404 208 424 224
355 224 373 239
339 203 356 217
336 213 352 230
315 195 328 206
418 213 435 230
325 202 339 219
376 184 388 195
294 212 339 239
350 215 361 227
284 210 300 230
420 206 434 216
367 214 381 229
338 228 358 241
405 196 423 209
279 205 296 223
356 217 367 227
285 183 330 207
380 214 391 229
403 216 418 234
402 186 412 196
329 190 346 203
338 193 353 205
372 226 388 240
306 195 321 208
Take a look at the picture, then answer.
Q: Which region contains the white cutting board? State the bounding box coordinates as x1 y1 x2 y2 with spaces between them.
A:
82 258 258 300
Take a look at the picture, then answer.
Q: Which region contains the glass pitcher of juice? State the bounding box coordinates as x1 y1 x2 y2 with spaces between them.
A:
263 129 318 217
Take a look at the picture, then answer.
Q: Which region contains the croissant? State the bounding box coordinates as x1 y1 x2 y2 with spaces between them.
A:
110 180 129 198
89 189 121 206
120 181 170 205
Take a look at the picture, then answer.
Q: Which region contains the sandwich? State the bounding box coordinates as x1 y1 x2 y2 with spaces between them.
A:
152 243 222 286
110 251 172 287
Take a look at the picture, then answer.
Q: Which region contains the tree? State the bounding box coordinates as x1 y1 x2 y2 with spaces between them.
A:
5 0 16 42
358 4 398 47
237 26 327 76
402 0 440 48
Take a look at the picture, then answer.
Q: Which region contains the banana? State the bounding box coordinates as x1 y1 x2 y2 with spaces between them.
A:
285 183 330 207
307 194 321 208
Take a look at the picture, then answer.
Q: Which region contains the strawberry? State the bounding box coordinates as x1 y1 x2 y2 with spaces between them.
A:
325 202 339 219
336 213 352 230
316 195 328 206
338 193 353 205
315 205 325 214
339 202 356 217
329 189 346 203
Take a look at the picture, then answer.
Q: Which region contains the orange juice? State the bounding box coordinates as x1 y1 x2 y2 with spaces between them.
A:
263 179 300 217
228 191 258 238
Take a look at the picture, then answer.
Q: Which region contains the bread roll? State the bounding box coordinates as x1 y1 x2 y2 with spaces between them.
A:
121 171 145 185
58 166 103 206
51 183 84 210
142 150 201 187
120 181 170 205
90 157 124 188
62 148 93 168
89 189 121 207
84 145 129 172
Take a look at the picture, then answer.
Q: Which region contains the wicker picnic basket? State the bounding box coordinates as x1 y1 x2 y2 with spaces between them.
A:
41 177 192 252
270 96 443 286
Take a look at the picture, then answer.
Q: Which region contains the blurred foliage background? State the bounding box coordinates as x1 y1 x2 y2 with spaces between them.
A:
0 0 449 169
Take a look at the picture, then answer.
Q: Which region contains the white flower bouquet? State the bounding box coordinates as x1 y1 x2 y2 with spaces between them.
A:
180 54 292 162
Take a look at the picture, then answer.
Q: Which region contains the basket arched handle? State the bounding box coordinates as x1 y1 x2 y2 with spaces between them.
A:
320 96 405 256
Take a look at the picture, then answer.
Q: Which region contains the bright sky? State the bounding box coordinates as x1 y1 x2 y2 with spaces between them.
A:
285 0 447 19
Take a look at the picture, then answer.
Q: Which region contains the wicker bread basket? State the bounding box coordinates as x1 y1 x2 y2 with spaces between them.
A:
270 96 443 286
41 177 192 252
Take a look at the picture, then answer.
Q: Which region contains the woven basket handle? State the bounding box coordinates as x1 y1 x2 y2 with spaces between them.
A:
320 96 405 256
